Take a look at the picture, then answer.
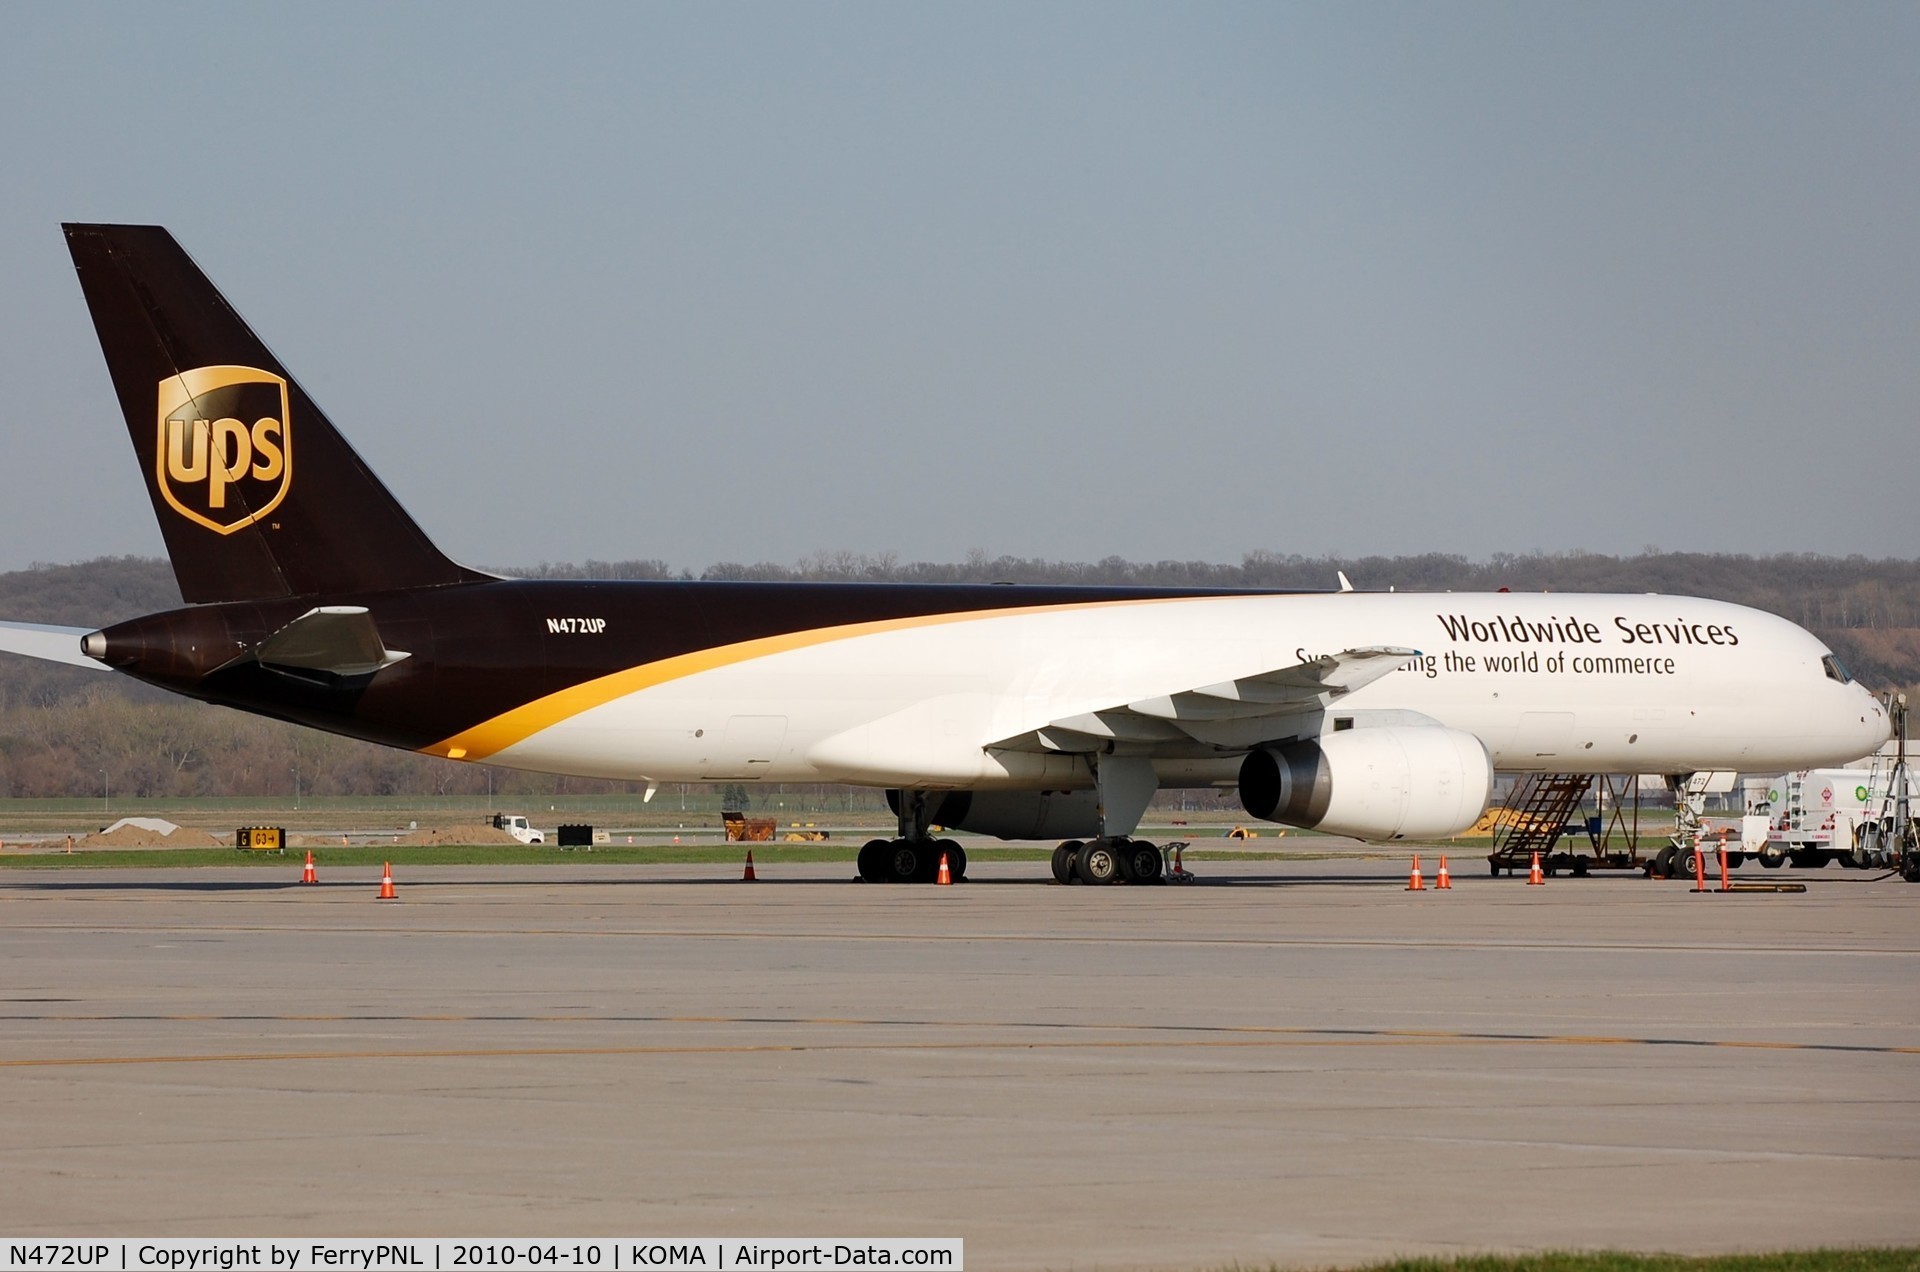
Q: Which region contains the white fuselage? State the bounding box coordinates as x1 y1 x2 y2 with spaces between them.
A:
476 592 1889 789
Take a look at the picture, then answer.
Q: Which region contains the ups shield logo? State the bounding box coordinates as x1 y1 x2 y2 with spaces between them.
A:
155 366 292 534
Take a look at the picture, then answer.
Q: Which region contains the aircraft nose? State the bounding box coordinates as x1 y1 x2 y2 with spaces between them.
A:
1855 688 1893 753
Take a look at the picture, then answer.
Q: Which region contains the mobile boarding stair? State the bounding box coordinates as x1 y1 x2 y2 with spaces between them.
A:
1487 773 1646 876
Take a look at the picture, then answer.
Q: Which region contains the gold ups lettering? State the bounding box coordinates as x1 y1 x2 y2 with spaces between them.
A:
155 366 292 534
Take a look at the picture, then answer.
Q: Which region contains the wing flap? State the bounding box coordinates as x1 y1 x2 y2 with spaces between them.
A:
994 645 1419 752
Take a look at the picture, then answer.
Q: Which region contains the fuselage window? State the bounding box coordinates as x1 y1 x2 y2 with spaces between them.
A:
1822 654 1853 684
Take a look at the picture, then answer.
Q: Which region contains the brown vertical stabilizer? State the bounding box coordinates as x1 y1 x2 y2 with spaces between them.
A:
62 223 487 604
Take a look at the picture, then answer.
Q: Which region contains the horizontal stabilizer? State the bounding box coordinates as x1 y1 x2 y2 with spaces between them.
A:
0 620 109 671
237 606 410 678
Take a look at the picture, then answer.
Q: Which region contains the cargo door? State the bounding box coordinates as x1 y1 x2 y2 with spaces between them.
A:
1518 711 1576 759
701 715 789 780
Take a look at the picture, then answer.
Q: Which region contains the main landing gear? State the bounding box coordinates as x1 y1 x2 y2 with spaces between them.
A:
857 789 967 884
1050 838 1165 885
856 836 967 884
1049 755 1168 885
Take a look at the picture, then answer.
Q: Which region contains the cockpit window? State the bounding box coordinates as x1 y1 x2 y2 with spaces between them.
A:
1822 654 1853 684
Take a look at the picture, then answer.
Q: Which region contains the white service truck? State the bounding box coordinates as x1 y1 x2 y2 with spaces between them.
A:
1740 761 1915 868
490 813 545 845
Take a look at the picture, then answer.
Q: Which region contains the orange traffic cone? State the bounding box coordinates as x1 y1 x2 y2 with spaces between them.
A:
1527 851 1545 885
1407 854 1425 890
741 850 756 882
378 861 397 900
301 850 317 885
1435 855 1452 889
936 851 952 886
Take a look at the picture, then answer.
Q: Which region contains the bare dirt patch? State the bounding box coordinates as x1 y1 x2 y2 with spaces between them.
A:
79 825 224 849
395 823 523 846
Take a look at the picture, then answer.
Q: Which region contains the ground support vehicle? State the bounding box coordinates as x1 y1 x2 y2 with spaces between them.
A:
489 813 545 845
1488 773 1650 876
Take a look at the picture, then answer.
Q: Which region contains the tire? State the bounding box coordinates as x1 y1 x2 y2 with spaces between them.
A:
1676 847 1700 879
1654 845 1678 878
1126 841 1164 884
1789 850 1824 869
1052 842 1081 885
1760 846 1786 869
940 840 967 880
857 839 891 882
1901 854 1920 884
888 842 925 883
1726 851 1745 870
1076 839 1121 885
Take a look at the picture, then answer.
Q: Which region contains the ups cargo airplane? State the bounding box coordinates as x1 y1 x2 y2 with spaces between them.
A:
0 225 1892 883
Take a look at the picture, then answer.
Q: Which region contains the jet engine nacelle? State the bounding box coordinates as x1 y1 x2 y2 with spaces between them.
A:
1238 726 1493 842
891 789 1103 841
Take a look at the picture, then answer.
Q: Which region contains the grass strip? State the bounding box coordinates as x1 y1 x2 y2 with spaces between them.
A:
0 844 1059 869
0 843 1389 869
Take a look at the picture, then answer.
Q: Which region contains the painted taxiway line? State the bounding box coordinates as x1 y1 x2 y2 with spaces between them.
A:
0 916 1914 957
3 1020 1915 1068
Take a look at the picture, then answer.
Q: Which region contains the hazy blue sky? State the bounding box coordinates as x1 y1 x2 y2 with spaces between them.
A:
1 3 1914 575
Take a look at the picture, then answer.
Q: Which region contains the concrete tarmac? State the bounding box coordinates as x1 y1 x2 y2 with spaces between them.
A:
1 856 1915 1269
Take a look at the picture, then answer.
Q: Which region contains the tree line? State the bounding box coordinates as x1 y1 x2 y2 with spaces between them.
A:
1 552 1913 801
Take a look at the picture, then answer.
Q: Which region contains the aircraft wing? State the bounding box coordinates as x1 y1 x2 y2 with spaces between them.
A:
992 645 1419 752
0 620 108 671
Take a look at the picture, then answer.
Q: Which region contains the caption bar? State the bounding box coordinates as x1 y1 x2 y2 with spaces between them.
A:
1 1244 961 1272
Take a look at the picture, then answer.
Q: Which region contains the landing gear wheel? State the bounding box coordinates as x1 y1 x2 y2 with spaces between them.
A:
939 839 967 880
1654 845 1678 878
1125 840 1164 883
888 841 927 883
857 839 890 882
1052 842 1082 885
1676 847 1700 879
1076 839 1121 885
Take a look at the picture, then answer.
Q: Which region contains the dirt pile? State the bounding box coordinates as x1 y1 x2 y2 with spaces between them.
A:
81 825 223 849
395 823 525 846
